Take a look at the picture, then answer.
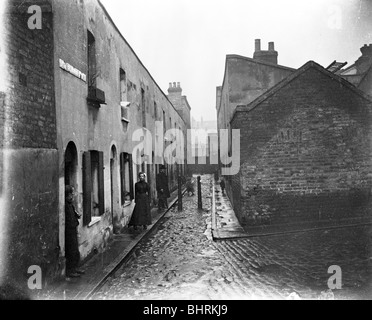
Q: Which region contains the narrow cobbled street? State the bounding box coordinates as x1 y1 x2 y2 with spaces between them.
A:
92 175 372 300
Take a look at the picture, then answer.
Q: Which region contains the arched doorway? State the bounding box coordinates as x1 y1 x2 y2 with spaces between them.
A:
64 142 78 273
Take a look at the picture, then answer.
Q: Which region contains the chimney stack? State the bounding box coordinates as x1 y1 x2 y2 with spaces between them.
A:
167 81 182 94
355 43 372 74
253 39 278 65
255 39 261 52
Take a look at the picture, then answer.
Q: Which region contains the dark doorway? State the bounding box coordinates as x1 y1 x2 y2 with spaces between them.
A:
65 142 78 189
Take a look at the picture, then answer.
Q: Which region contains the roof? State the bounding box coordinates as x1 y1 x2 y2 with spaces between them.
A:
232 60 372 122
357 64 372 89
97 0 187 127
225 54 295 70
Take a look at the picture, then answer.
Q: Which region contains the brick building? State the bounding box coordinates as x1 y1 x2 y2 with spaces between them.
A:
166 82 191 180
231 61 372 227
217 39 295 200
1 0 190 290
217 40 372 229
217 39 295 139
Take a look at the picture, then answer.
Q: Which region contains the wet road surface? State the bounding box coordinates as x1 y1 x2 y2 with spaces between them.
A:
92 175 372 300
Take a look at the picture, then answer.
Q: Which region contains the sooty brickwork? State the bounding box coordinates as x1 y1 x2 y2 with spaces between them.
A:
2 0 59 291
231 62 372 227
5 0 56 149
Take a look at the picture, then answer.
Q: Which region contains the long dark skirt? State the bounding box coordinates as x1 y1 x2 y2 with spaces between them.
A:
129 194 151 226
157 191 169 209
65 228 80 272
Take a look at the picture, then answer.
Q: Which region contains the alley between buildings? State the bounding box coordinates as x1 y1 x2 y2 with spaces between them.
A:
91 175 372 300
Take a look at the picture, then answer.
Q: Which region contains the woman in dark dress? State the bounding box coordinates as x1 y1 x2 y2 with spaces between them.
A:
129 172 151 230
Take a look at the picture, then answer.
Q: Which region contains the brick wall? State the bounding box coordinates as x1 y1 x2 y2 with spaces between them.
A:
5 0 56 149
232 66 372 227
2 0 59 291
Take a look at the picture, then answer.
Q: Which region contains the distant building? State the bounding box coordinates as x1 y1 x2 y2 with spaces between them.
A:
167 82 191 180
190 117 217 157
167 82 191 130
187 117 218 174
338 44 372 97
217 39 295 197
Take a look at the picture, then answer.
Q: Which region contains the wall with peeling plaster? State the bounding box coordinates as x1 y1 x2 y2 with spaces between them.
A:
52 0 188 267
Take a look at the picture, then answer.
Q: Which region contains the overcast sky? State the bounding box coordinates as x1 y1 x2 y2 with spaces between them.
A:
100 0 372 122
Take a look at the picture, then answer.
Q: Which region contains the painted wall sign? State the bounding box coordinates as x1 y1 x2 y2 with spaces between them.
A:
59 58 87 82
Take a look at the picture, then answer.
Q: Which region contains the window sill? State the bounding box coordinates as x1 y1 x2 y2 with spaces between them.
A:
123 200 133 208
88 216 101 227
120 101 131 108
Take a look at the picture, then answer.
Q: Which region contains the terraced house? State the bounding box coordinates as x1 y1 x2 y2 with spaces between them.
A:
0 0 190 290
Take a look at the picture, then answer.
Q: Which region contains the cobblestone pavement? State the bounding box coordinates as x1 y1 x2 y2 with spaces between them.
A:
91 175 372 300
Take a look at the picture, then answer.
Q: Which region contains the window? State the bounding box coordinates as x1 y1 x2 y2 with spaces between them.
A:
87 31 96 88
141 88 146 128
120 69 130 123
141 156 145 174
121 104 129 122
87 30 106 107
120 68 127 102
163 110 166 134
120 153 134 205
154 101 158 120
83 151 104 226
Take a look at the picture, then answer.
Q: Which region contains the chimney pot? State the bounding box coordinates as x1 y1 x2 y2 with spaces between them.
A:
169 82 172 88
173 82 176 87
177 82 180 88
268 42 275 51
255 39 261 52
